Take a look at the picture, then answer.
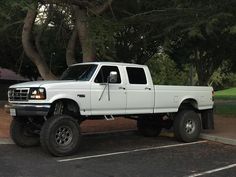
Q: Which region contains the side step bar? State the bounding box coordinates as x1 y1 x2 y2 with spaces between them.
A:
104 115 115 121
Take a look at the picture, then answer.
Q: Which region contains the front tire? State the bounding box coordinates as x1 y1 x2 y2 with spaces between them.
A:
40 115 80 156
174 110 201 142
10 118 40 147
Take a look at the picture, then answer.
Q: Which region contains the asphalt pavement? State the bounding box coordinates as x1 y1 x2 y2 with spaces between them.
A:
0 131 236 177
1 100 236 177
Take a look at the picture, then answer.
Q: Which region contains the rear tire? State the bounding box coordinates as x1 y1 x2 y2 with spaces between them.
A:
10 118 40 147
40 115 80 156
137 116 162 137
174 110 201 142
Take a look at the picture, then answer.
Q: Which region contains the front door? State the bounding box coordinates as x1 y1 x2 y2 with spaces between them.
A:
91 65 126 115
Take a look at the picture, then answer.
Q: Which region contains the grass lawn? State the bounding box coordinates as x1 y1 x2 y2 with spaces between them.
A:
214 87 236 100
214 87 236 116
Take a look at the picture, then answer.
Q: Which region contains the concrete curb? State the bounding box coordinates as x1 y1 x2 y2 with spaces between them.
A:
200 134 236 146
0 138 13 145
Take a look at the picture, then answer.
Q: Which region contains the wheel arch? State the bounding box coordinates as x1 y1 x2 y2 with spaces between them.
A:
178 98 199 111
48 98 81 118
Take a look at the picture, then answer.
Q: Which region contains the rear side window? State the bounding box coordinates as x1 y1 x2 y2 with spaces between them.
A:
126 67 147 84
95 66 121 83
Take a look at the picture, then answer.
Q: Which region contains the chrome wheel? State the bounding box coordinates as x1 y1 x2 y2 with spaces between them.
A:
55 126 73 146
185 120 196 134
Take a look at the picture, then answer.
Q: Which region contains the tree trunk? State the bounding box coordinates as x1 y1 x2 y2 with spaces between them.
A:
66 27 78 66
22 8 56 80
35 5 53 63
196 64 210 86
74 6 96 62
22 0 113 78
194 49 211 86
73 0 113 62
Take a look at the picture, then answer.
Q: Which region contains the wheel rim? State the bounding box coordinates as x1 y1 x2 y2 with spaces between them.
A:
55 126 73 146
185 120 196 134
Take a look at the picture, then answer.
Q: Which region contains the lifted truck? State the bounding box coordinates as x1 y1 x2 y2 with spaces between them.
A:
7 62 214 156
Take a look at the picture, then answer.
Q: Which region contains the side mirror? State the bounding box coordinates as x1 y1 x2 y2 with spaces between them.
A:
109 71 118 83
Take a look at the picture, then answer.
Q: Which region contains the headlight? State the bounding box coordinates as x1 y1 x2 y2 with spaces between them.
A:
29 88 46 100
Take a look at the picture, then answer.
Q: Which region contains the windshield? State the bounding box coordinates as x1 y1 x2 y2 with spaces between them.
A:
60 64 97 81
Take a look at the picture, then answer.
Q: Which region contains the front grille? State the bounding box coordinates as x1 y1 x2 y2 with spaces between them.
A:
8 88 29 101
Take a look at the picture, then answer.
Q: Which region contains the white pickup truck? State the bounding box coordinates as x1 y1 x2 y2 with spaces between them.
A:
7 62 214 156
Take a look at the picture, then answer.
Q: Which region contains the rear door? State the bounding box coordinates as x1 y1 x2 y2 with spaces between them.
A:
125 66 154 114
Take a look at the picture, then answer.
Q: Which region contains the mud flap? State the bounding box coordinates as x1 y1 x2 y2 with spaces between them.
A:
201 109 214 129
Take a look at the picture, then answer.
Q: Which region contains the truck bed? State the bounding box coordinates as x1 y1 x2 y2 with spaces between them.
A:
154 85 214 113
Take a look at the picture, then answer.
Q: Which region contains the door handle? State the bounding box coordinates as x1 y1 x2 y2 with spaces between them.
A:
119 87 126 90
145 87 151 90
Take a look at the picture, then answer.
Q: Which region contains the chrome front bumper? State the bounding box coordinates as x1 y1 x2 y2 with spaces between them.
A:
5 103 51 117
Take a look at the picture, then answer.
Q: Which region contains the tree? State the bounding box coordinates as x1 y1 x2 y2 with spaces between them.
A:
1 0 236 83
165 13 236 85
1 0 114 80
0 2 40 80
146 53 189 85
130 0 236 85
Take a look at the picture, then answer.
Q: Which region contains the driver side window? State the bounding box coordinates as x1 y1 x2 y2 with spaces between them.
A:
95 66 121 83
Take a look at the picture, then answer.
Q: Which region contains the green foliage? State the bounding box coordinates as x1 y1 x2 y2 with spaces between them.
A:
230 25 236 34
165 11 236 85
113 24 160 64
112 0 236 86
36 5 73 76
146 53 188 85
89 17 122 61
209 62 236 90
0 0 236 84
0 0 39 80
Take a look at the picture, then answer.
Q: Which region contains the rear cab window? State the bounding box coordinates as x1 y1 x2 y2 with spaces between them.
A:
126 67 147 84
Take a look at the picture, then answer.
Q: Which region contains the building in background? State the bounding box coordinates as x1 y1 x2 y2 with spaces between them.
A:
0 68 29 100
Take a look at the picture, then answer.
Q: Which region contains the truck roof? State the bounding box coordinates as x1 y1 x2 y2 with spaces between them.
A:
70 62 145 67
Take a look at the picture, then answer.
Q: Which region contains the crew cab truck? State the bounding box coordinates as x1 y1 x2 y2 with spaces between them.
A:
7 62 214 156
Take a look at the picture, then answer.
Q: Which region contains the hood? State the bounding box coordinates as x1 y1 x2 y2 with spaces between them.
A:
9 80 73 88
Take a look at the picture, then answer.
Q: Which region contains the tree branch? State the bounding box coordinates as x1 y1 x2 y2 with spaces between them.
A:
35 5 53 61
90 0 113 15
66 26 78 66
22 5 56 80
73 6 96 62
